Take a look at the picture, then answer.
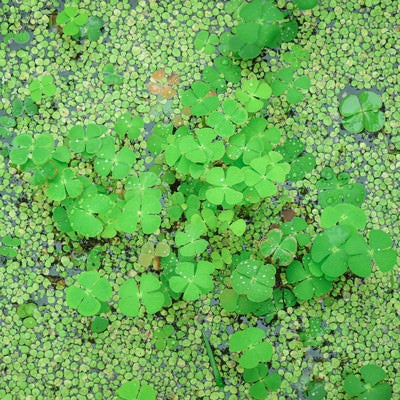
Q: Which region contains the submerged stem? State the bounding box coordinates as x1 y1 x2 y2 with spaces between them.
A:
201 329 224 388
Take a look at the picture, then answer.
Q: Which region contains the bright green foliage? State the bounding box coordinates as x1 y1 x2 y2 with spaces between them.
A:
94 137 136 178
243 153 290 199
11 98 37 117
115 113 144 140
276 137 315 181
0 115 16 138
203 56 242 93
266 68 310 104
45 168 84 201
167 192 200 222
299 317 328 347
175 214 208 258
169 261 215 301
17 303 39 328
6 30 31 44
215 209 246 236
343 364 392 400
80 16 103 41
124 172 162 234
56 6 88 36
194 30 219 54
229 327 273 369
261 288 297 323
68 124 107 155
280 216 310 247
118 274 165 317
206 99 248 138
368 230 397 272
10 133 54 165
29 76 57 102
147 122 173 155
282 44 310 68
316 167 366 207
286 255 332 301
231 259 276 302
226 119 281 164
153 325 178 350
339 91 385 133
236 79 272 113
86 246 103 271
103 63 123 85
90 316 109 333
66 271 112 316
307 382 327 400
260 229 297 266
320 203 366 230
116 380 157 400
138 240 170 267
0 234 20 257
243 364 281 400
294 0 318 10
206 166 244 205
311 225 372 278
181 81 219 116
228 0 298 59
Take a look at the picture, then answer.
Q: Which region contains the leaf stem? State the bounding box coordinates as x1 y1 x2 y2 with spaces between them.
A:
201 329 224 387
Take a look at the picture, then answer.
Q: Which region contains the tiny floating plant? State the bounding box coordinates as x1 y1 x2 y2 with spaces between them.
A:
201 329 224 388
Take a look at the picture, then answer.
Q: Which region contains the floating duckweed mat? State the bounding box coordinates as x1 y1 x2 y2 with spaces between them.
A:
0 0 399 399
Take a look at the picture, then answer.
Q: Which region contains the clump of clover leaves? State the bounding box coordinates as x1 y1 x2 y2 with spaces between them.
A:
29 75 57 103
0 234 20 257
56 6 103 41
102 64 123 86
229 328 280 399
227 0 298 59
11 97 38 117
3 30 31 45
17 303 40 328
236 79 272 113
138 239 170 268
339 91 385 133
194 30 219 55
316 167 366 208
66 271 112 316
118 274 166 317
153 324 179 350
147 69 179 99
343 364 392 400
282 44 310 69
202 56 242 94
115 114 144 140
266 67 311 105
181 81 219 116
299 317 329 347
0 115 16 138
116 380 156 400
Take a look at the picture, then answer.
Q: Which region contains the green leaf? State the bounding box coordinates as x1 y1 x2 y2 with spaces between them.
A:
91 316 109 333
294 0 318 9
116 380 157 400
343 374 365 396
368 230 397 272
360 364 386 386
320 203 366 230
231 259 275 302
118 279 140 317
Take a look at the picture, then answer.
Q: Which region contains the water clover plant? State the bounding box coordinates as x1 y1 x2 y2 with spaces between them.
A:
181 81 219 116
260 228 297 266
80 16 103 41
316 167 366 207
339 91 385 133
45 167 84 201
68 124 106 155
66 271 112 316
243 365 282 400
102 63 123 86
116 380 156 400
343 364 392 400
28 76 57 103
194 30 219 55
115 114 144 140
266 67 311 105
118 275 165 317
231 259 276 302
153 324 178 350
282 44 310 68
206 166 244 205
0 234 20 257
11 98 37 117
236 79 272 113
294 0 318 10
229 327 273 369
169 261 215 301
228 0 298 59
138 239 170 268
56 6 88 36
16 303 39 328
